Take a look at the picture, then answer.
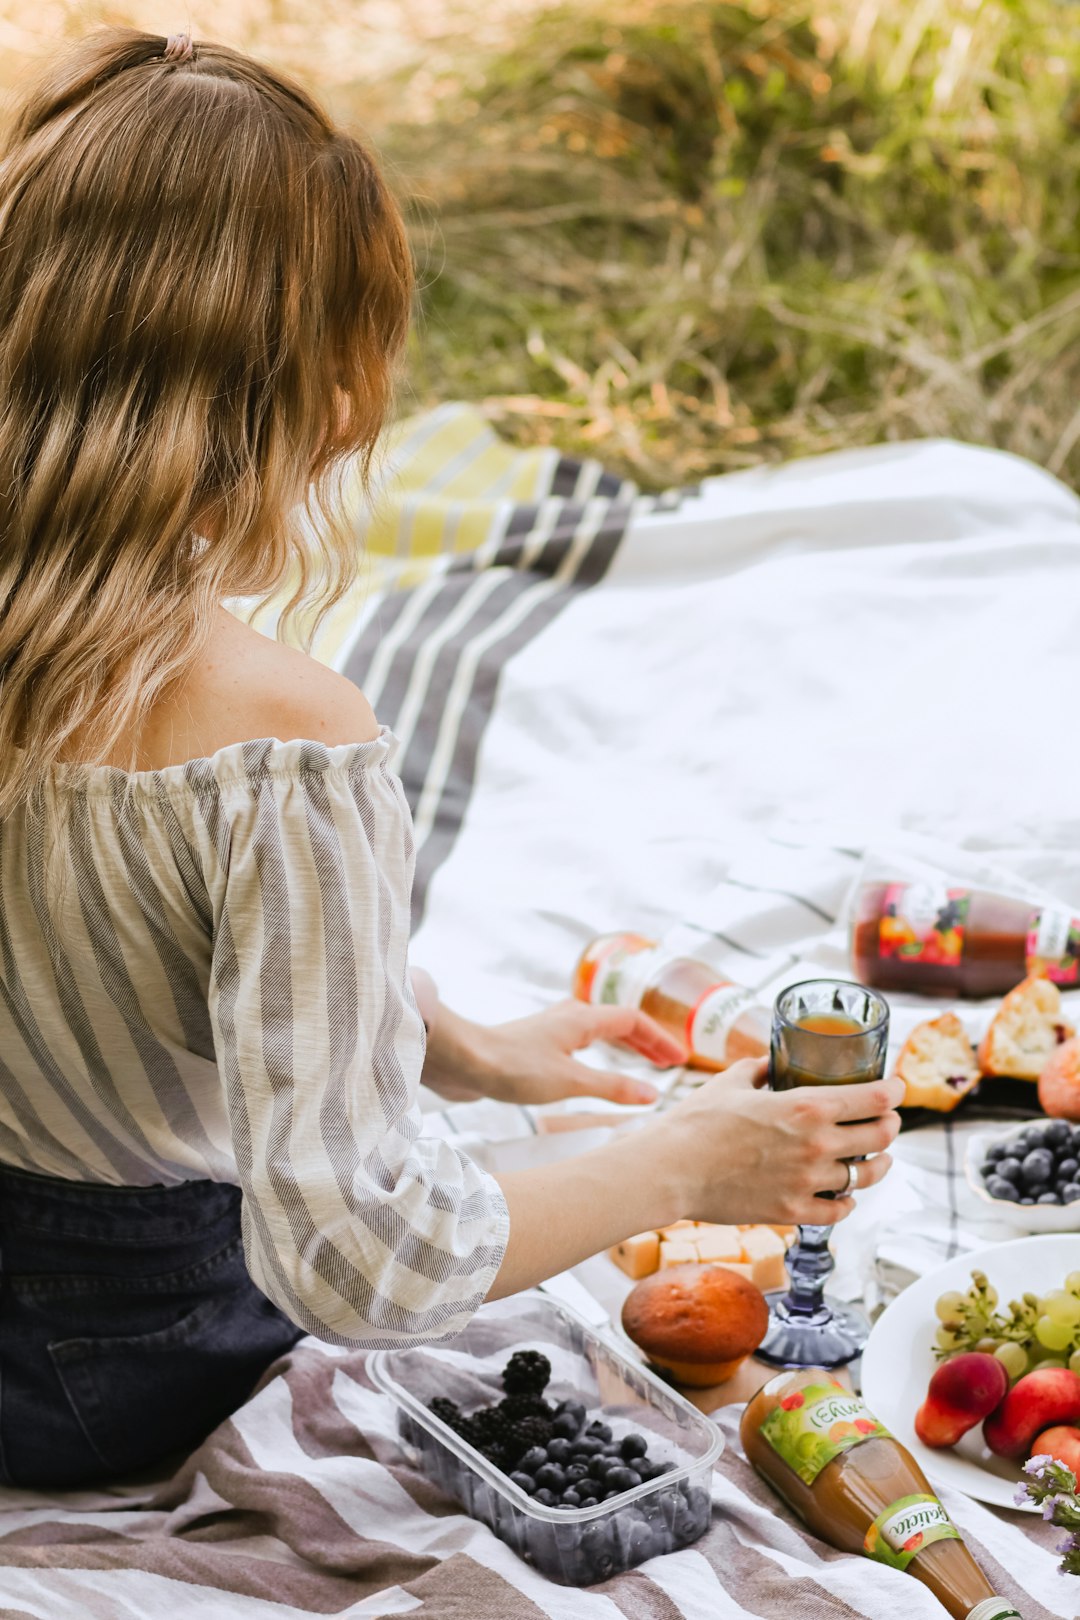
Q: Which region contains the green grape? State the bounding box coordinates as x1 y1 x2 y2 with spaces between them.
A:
995 1342 1029 1381
975 1337 1000 1355
1067 1271 1080 1295
935 1325 962 1352
1035 1315 1074 1352
1069 1349 1080 1377
1044 1290 1080 1327
983 1285 999 1309
1038 1357 1067 1371
935 1291 968 1323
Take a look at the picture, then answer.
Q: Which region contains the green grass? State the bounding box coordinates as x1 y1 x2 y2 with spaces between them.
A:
341 0 1080 490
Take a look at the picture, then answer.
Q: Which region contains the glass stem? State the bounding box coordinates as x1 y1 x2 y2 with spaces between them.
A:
782 1223 835 1318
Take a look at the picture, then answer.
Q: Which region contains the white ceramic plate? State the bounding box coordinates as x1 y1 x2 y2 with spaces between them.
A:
965 1124 1080 1234
861 1234 1080 1511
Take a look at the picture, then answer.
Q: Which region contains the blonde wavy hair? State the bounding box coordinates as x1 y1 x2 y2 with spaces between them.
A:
0 28 413 940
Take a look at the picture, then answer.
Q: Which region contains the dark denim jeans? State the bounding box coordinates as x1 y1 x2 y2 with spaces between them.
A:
0 1164 304 1488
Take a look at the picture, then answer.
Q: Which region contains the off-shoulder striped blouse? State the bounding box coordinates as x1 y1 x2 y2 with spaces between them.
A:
0 727 510 1347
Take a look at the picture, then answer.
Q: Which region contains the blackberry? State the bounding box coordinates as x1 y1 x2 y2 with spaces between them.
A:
505 1413 554 1465
498 1392 554 1424
428 1397 466 1432
502 1349 552 1396
461 1404 517 1469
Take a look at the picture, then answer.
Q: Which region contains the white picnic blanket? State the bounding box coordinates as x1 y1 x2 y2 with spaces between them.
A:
2 415 1077 1618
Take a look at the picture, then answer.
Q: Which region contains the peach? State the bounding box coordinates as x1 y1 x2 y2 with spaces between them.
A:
915 1352 1009 1449
984 1367 1080 1460
1031 1424 1080 1475
1038 1036 1080 1120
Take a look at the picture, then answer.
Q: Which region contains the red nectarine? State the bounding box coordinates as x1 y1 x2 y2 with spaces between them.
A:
984 1367 1080 1460
1038 1036 1080 1120
1031 1425 1080 1475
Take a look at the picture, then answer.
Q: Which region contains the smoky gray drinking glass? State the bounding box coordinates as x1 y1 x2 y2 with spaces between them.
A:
756 978 890 1370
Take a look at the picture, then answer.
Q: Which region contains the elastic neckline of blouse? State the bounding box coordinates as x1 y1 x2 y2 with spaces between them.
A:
11 726 396 793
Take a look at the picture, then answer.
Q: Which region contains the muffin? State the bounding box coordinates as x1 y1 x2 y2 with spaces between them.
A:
621 1263 769 1388
977 975 1075 1081
893 1012 980 1111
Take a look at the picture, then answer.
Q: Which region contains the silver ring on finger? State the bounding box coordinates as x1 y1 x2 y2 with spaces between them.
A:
842 1160 859 1195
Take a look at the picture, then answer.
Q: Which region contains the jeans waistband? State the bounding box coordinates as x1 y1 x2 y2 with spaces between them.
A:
0 1163 242 1254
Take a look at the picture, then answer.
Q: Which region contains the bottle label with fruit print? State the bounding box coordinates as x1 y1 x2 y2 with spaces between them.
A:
863 1493 960 1571
687 982 757 1063
1026 906 1080 987
878 883 970 968
759 1377 891 1485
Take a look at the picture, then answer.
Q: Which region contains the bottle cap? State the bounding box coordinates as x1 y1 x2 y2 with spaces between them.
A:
966 1600 1023 1620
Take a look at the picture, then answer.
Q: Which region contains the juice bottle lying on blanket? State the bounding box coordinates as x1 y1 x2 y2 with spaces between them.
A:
572 933 769 1068
851 879 1080 999
742 1369 1023 1620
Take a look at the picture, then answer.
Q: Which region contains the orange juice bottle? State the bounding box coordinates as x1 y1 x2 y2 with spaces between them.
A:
572 932 769 1070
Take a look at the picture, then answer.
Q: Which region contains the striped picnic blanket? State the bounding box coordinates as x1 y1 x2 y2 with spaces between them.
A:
3 406 1079 1617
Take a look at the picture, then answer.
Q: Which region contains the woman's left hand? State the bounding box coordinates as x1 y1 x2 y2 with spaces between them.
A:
420 997 687 1108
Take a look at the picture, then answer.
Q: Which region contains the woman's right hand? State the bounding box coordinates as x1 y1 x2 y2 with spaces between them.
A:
654 1057 903 1228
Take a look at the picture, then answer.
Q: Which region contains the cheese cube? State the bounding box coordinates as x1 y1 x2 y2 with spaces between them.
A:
609 1231 660 1279
693 1224 744 1262
740 1226 788 1291
658 1239 700 1268
711 1259 755 1282
659 1220 697 1236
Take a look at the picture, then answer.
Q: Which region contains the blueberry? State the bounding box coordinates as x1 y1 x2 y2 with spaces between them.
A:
621 1433 649 1460
1059 1158 1080 1181
986 1176 1021 1201
1022 1148 1055 1185
1020 1196 1036 1205
587 1421 613 1442
579 1520 617 1581
561 1488 582 1507
1020 1125 1049 1151
564 1461 590 1482
577 1493 599 1508
510 1470 536 1494
570 1436 603 1457
1045 1120 1073 1149
555 1400 586 1429
533 1488 557 1507
551 1412 580 1440
1064 1185 1080 1203
985 1142 1008 1163
588 1454 610 1480
534 1463 565 1491
605 1465 642 1493
519 1446 547 1474
546 1437 572 1464
996 1157 1024 1185
615 1513 658 1564
601 1441 623 1456
1038 1191 1062 1204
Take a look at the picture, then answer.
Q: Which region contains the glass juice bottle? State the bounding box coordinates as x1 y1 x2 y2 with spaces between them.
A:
572 932 769 1069
741 1368 1022 1620
850 879 1080 999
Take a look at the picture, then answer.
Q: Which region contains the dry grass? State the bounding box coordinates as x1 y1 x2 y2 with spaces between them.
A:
1 0 1077 492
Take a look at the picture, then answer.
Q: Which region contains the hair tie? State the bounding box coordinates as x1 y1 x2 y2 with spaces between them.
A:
163 34 193 63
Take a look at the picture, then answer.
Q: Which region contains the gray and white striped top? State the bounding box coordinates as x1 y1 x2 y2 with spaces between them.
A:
0 726 510 1347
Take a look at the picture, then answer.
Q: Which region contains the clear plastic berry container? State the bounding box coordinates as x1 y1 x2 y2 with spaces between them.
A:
367 1289 722 1585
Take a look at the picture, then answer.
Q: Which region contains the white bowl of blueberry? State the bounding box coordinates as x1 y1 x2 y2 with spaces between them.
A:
965 1118 1080 1231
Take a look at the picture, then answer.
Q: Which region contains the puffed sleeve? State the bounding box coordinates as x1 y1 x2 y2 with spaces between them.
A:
202 729 510 1347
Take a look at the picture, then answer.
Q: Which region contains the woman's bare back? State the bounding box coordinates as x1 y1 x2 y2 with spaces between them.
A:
64 606 379 771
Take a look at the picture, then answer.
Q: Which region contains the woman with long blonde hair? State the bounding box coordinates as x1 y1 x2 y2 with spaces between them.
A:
0 27 900 1488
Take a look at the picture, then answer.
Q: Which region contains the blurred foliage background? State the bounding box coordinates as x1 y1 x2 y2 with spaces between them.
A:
1 0 1077 490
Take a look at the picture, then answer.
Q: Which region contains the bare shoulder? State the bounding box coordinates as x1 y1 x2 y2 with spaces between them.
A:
141 609 380 769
